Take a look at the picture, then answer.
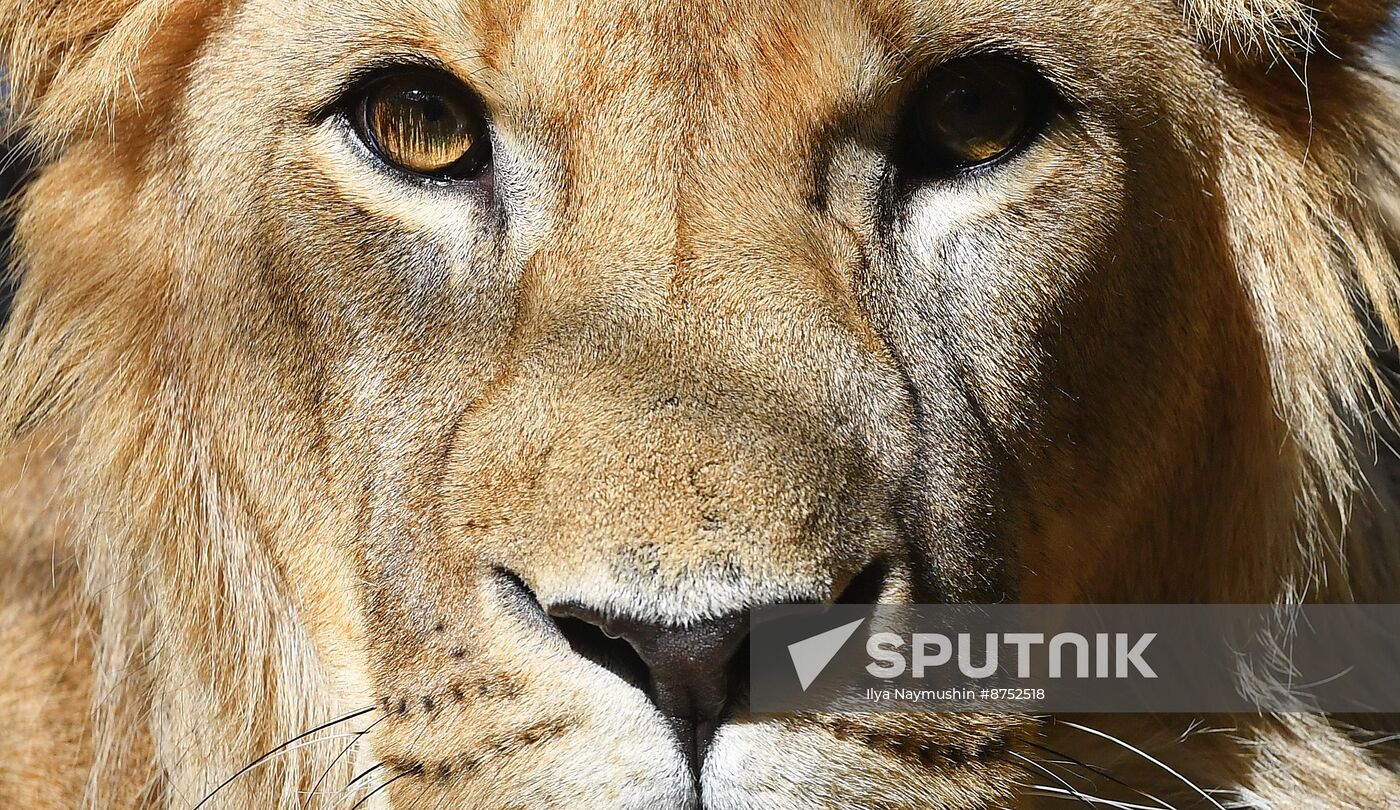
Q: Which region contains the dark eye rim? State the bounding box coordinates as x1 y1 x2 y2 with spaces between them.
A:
344 67 493 184
895 53 1060 183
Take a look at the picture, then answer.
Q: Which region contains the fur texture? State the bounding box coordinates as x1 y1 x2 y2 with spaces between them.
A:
1 0 1399 807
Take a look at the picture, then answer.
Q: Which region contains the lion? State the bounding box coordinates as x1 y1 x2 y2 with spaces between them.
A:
1 0 1400 807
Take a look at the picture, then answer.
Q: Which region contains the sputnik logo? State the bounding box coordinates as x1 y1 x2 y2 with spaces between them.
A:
787 619 865 691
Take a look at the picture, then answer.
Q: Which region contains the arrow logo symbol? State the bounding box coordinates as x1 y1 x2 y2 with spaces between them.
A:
787 618 866 691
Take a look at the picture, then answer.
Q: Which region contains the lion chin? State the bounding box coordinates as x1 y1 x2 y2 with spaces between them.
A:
2 0 1400 807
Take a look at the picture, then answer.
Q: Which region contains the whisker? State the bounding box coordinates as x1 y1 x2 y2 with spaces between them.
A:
1029 785 1171 810
272 734 366 756
1009 750 1096 808
348 768 417 810
1058 721 1226 810
341 762 384 801
1361 732 1400 747
191 706 376 810
1018 749 1095 787
339 699 436 807
1024 740 1176 810
304 718 385 809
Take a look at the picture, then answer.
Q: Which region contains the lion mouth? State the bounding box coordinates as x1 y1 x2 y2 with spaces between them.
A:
369 714 1017 810
546 603 751 773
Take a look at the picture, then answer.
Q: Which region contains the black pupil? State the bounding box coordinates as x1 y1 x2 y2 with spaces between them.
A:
947 85 984 118
359 73 489 178
916 60 1036 170
410 90 449 123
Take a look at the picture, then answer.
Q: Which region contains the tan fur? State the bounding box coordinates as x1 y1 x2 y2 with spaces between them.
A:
1 0 1399 807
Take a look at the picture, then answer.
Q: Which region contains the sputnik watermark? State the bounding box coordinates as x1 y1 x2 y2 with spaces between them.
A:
864 631 1157 680
752 605 1400 714
788 626 1157 693
787 619 865 690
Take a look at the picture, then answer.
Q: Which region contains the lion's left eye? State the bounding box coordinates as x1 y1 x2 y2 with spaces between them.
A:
350 71 490 181
903 55 1054 177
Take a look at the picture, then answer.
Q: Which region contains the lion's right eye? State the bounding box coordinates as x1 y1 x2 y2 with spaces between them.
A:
350 71 490 181
899 54 1056 179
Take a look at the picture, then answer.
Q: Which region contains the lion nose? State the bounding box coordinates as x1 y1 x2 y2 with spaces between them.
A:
547 604 749 771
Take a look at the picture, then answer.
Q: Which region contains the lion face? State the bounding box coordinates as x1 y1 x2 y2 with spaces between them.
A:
4 0 1399 806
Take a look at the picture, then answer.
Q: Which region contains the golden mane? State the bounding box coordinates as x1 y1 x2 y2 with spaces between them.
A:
5 0 1398 585
1 1 1399 807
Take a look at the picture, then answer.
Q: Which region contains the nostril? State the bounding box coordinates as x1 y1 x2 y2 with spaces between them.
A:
493 569 653 692
835 558 890 605
545 604 748 774
494 567 556 633
724 634 751 708
548 608 651 693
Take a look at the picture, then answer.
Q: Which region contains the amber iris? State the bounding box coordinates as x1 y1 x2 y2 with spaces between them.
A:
911 56 1046 173
354 72 488 180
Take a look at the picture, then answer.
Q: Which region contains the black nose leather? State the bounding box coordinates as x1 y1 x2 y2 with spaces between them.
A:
549 604 749 770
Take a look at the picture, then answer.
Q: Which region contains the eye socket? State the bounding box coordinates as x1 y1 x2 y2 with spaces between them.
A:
349 70 490 181
903 55 1053 177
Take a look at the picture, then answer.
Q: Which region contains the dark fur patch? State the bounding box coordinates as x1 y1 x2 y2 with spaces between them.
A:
412 716 579 784
807 716 1013 769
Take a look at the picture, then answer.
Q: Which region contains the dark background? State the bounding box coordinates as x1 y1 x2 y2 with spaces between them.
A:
1 65 26 329
0 135 26 329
